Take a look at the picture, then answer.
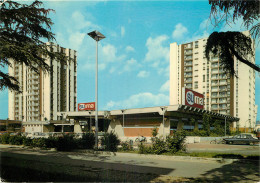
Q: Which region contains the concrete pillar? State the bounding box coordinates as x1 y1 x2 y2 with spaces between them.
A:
194 120 199 131
177 118 184 131
74 120 83 133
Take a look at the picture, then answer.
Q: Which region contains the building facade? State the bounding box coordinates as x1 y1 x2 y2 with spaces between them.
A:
8 43 77 122
169 31 257 131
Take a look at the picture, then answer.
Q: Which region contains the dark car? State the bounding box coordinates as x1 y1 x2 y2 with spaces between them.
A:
223 133 259 145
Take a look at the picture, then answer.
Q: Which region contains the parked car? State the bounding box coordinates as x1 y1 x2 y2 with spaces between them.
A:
27 132 49 139
223 133 259 145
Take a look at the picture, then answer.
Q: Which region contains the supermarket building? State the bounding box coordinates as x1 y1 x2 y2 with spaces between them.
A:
56 105 239 140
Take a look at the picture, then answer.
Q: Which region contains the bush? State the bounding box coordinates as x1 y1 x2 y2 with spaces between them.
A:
78 133 95 149
9 135 25 145
1 133 10 144
31 138 47 148
45 136 57 148
166 130 186 153
151 127 158 137
138 142 152 154
152 137 166 155
121 141 133 151
56 134 77 151
23 138 32 146
101 131 120 152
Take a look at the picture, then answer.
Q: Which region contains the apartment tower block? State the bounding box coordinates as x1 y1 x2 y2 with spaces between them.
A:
8 43 77 122
169 31 257 130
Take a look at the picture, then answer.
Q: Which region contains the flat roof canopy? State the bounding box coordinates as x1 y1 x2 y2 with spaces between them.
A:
57 105 239 122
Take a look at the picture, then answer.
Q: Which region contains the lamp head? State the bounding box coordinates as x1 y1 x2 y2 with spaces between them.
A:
88 30 106 41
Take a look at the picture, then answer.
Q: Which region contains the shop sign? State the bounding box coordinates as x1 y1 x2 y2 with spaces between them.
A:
182 87 204 109
78 102 95 111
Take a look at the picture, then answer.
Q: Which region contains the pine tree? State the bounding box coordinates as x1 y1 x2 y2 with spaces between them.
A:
0 0 68 91
206 0 260 75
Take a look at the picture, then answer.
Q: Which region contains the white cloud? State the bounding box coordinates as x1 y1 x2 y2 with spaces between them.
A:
102 44 118 63
199 19 209 31
121 26 125 37
172 23 188 40
137 70 150 78
104 92 169 110
120 58 141 73
159 80 169 93
55 11 100 51
80 40 126 72
125 46 135 52
144 35 169 65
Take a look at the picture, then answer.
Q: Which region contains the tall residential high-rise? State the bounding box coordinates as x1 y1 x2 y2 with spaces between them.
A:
8 43 77 122
169 31 257 131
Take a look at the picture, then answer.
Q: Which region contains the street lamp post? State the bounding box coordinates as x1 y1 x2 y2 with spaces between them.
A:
161 107 167 140
61 113 64 133
121 110 125 136
224 116 227 137
6 118 9 132
89 111 92 132
88 30 106 149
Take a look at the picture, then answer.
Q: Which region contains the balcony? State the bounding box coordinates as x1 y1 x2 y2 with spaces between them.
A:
211 69 219 74
184 50 193 55
184 44 192 49
211 82 219 86
184 56 193 61
184 73 193 77
184 61 193 66
219 100 227 104
219 95 227 98
219 81 227 86
184 67 193 71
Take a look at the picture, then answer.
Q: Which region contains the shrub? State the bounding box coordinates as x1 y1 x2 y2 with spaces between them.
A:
202 113 212 136
56 134 77 151
1 133 10 144
9 135 24 145
166 130 186 153
151 127 158 137
101 131 120 152
79 133 95 149
152 137 166 155
31 138 47 148
121 141 133 151
45 136 57 148
23 137 33 146
138 142 152 154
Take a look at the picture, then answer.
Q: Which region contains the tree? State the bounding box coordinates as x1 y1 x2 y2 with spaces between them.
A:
202 113 212 136
206 0 260 75
0 0 67 91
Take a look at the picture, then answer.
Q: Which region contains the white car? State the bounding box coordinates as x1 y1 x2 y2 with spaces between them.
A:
27 132 49 139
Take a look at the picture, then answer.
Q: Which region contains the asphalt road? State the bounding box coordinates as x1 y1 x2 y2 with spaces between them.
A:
0 145 259 182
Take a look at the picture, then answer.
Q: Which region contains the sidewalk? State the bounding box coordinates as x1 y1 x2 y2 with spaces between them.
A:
186 142 260 155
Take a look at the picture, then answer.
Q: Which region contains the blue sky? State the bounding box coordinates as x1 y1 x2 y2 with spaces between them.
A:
0 1 259 120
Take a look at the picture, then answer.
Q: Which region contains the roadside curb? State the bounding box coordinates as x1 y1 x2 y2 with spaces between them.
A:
73 149 259 163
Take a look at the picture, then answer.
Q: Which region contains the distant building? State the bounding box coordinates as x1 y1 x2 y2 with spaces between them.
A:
8 43 77 122
169 31 257 131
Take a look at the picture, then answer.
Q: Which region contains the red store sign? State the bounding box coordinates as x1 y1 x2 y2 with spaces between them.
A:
182 87 204 109
78 102 95 111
